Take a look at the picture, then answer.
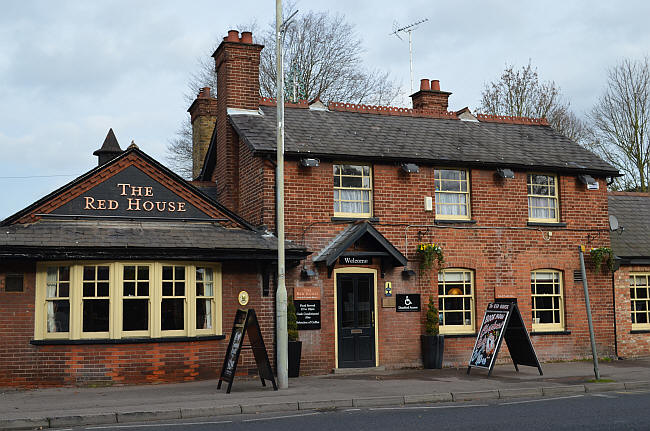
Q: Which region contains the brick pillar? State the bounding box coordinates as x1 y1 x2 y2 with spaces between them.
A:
411 79 452 113
211 30 263 211
187 87 217 179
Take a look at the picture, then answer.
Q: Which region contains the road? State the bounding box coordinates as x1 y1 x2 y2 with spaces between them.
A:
55 390 650 431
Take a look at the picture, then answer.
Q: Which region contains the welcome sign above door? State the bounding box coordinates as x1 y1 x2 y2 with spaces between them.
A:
52 165 211 219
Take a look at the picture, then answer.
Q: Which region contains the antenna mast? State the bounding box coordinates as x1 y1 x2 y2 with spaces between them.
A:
390 18 429 94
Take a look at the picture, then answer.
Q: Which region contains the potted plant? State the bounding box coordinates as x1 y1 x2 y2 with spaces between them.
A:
421 296 444 369
590 246 615 273
287 296 302 378
417 242 444 271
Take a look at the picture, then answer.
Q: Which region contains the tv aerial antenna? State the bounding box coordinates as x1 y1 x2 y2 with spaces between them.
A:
390 18 429 94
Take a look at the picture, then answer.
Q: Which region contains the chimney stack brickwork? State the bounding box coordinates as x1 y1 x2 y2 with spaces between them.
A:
411 79 452 112
188 87 217 179
210 31 263 211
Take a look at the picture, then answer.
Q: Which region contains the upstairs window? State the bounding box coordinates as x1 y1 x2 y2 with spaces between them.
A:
527 174 559 222
434 169 470 220
333 164 372 218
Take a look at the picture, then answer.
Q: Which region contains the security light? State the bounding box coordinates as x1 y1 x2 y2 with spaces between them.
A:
300 268 317 279
497 168 515 179
300 158 320 167
578 174 596 185
401 163 419 173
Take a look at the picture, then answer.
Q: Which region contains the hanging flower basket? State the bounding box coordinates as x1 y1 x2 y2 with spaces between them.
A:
417 242 444 270
589 246 615 273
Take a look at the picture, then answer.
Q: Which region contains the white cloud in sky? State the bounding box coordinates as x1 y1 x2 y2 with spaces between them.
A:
1 0 649 219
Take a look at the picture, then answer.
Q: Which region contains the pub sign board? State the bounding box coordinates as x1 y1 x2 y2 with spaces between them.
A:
467 302 542 376
52 165 211 219
396 294 421 312
295 300 321 330
339 256 372 265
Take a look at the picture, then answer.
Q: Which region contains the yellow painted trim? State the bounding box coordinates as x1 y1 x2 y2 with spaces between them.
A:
438 268 475 335
333 163 373 218
333 267 379 369
531 269 564 331
527 173 559 223
434 168 471 220
628 272 650 330
34 260 223 341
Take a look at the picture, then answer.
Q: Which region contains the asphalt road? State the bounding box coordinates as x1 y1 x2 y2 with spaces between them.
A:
57 390 650 431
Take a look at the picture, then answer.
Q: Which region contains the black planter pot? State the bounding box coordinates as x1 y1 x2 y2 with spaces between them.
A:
421 334 445 369
288 340 302 378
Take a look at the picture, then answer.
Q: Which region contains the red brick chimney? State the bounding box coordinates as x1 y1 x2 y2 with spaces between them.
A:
411 79 452 113
210 30 263 211
187 87 217 179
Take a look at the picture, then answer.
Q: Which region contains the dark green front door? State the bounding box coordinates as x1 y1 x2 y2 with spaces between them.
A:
337 273 375 368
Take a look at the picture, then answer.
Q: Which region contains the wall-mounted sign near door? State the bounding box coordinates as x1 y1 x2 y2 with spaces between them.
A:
396 294 421 312
295 300 321 330
339 256 372 265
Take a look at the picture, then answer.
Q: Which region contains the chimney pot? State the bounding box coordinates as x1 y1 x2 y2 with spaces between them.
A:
198 87 211 98
240 31 253 44
227 30 239 42
431 80 440 91
420 79 430 91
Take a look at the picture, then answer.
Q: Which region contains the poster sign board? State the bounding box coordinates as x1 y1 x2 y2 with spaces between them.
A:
467 301 542 376
218 308 277 393
295 300 321 330
396 294 421 312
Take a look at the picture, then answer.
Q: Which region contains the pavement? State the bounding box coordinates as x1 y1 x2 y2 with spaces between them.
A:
1 357 650 430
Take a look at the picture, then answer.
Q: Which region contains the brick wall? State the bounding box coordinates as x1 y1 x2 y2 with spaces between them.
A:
0 262 275 388
614 265 650 358
232 158 617 373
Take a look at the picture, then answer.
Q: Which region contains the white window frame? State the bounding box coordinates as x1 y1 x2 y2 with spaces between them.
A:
630 273 650 330
333 163 373 218
438 268 475 335
34 261 222 341
531 269 564 332
434 168 471 220
527 173 559 222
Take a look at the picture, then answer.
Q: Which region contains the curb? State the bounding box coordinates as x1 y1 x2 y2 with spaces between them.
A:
1 380 649 430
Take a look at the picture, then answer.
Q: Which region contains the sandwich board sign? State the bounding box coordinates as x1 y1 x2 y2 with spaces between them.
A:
218 308 277 393
467 301 543 376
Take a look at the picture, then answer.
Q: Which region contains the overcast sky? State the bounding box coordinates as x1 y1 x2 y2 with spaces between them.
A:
1 0 649 219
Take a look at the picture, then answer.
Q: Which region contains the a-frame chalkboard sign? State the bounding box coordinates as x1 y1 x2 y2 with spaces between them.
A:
467 301 543 376
218 308 277 394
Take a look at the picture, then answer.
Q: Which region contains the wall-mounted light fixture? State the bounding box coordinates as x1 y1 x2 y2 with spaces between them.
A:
300 268 317 279
578 174 596 184
401 163 419 173
401 269 416 278
496 168 515 179
300 158 320 167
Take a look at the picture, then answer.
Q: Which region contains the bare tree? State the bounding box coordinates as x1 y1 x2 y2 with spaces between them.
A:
478 61 589 144
166 9 400 178
589 58 650 191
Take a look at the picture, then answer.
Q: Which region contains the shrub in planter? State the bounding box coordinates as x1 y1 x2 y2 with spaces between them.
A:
287 296 302 378
421 296 444 369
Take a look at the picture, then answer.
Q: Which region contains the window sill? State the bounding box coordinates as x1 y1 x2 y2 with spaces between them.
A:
30 335 225 345
530 330 571 336
527 222 567 228
435 219 477 225
331 216 379 223
440 332 477 338
630 329 650 334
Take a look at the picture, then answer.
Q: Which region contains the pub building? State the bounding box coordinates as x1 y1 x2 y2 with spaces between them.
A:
1 28 649 387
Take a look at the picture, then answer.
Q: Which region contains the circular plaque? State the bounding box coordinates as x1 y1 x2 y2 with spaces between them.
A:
238 290 249 306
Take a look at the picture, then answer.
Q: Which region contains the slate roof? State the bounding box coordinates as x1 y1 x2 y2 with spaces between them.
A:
226 106 618 176
312 221 407 267
608 192 650 259
0 218 306 260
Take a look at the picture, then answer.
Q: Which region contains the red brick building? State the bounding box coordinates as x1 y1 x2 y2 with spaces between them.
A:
2 29 647 387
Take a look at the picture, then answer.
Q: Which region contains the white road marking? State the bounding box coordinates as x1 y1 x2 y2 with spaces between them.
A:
592 393 617 398
242 412 320 423
500 395 584 405
369 404 488 411
344 408 361 412
86 420 232 429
